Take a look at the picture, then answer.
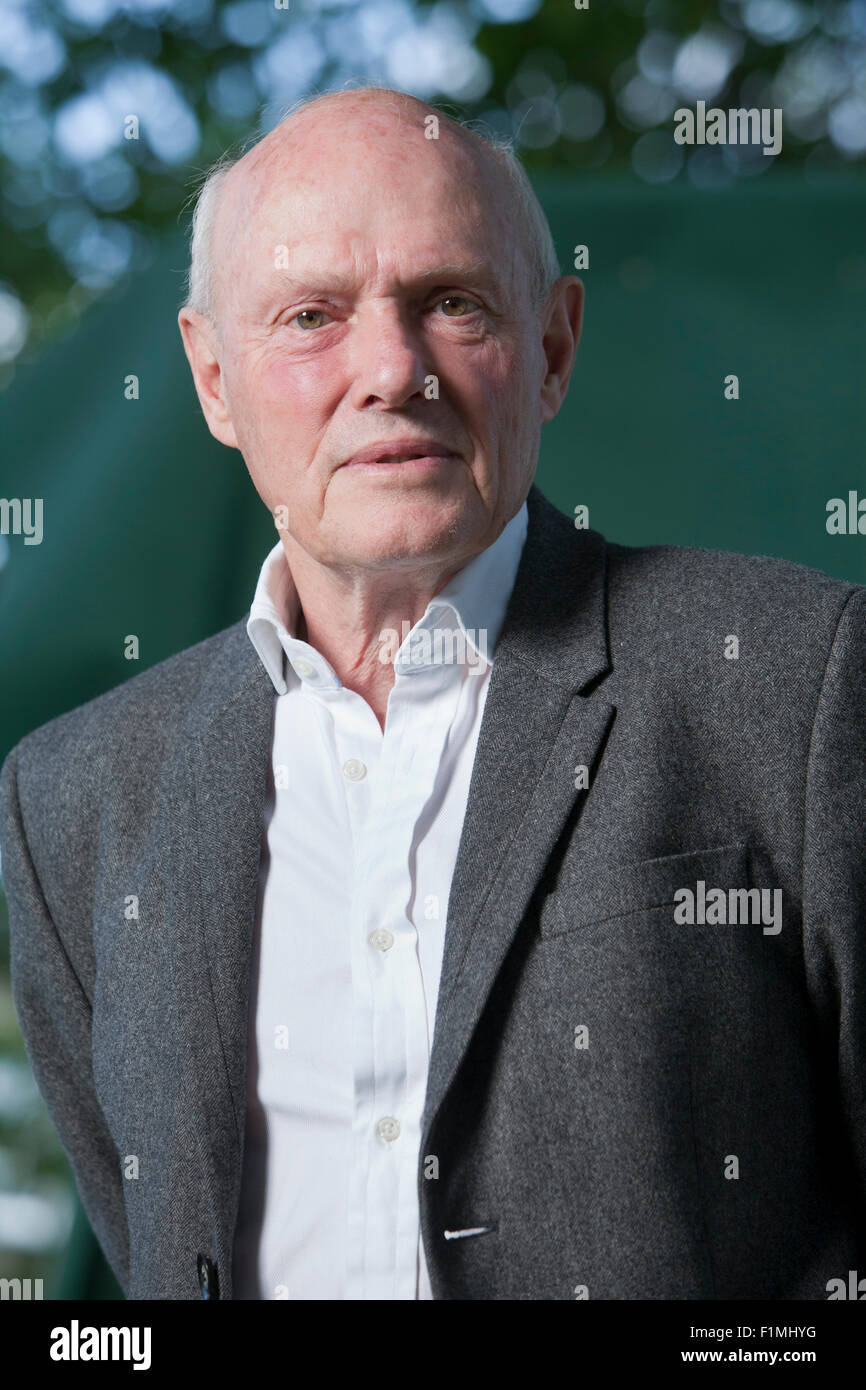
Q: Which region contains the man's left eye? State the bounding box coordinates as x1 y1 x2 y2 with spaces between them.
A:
438 296 478 317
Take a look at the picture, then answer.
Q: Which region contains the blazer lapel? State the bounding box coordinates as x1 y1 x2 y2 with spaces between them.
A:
162 624 275 1222
422 486 615 1139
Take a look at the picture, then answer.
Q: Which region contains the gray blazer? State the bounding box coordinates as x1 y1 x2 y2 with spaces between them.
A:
1 484 864 1300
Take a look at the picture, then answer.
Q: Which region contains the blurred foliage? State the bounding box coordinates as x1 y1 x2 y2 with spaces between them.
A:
0 0 864 380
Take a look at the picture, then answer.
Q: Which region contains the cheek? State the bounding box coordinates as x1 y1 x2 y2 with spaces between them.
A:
461 342 534 440
226 352 338 508
250 352 335 427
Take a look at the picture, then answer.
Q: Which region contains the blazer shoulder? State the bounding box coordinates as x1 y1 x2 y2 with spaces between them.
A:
1 617 252 815
604 537 864 637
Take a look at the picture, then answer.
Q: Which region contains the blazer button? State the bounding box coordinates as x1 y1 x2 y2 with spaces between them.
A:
197 1252 220 1300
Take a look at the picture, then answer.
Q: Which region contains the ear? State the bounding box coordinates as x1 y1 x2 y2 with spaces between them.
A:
539 277 584 424
177 306 239 449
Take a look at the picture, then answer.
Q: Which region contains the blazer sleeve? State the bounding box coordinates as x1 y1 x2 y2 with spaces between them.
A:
802 586 866 1223
0 740 131 1293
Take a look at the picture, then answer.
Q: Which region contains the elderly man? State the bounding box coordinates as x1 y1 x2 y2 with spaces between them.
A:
1 86 864 1303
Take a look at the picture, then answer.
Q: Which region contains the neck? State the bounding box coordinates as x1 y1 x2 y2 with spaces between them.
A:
283 539 469 732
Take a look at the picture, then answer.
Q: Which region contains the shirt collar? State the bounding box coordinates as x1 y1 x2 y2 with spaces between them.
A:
246 500 529 695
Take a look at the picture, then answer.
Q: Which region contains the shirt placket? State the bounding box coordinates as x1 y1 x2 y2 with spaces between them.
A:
338 660 464 1299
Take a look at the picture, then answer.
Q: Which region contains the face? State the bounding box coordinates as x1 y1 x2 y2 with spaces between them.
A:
179 96 583 579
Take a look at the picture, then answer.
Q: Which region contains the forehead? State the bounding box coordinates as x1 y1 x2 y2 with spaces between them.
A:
213 109 525 316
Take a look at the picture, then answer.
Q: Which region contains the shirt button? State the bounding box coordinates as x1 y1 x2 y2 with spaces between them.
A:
342 758 367 782
375 1116 401 1143
368 928 395 952
293 658 316 679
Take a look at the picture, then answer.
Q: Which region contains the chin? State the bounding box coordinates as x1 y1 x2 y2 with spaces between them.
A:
348 514 467 566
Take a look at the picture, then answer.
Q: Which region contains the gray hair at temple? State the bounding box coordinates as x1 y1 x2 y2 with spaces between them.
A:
180 87 561 333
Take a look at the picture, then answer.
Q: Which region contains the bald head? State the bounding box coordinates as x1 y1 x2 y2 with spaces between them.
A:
183 86 559 335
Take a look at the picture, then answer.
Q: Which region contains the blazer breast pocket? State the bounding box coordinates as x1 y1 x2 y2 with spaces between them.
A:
540 843 753 938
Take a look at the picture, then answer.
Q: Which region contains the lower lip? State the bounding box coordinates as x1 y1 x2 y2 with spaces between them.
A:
342 453 458 474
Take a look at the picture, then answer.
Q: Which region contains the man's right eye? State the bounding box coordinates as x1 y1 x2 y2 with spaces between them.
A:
293 309 330 330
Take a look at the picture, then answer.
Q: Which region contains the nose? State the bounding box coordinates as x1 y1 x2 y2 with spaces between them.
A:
348 300 430 411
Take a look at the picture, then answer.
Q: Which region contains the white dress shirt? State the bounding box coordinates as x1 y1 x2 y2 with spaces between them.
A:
231 501 528 1300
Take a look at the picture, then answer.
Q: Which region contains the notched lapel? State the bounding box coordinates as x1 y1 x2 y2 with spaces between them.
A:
422 487 616 1138
162 623 275 1195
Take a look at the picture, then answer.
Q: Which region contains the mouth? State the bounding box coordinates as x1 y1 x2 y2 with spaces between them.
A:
341 441 460 469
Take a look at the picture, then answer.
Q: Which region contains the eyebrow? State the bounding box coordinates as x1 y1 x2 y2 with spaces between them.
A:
265 260 499 297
